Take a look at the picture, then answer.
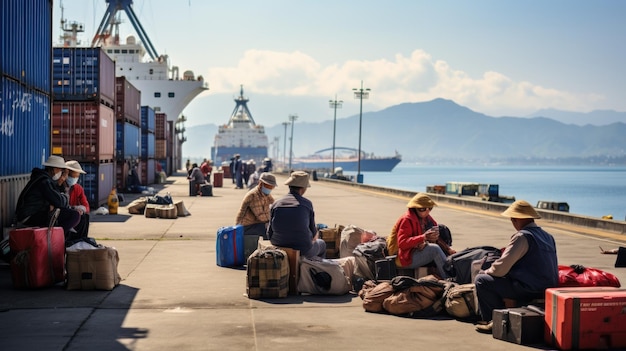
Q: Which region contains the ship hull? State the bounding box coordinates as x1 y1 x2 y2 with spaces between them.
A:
291 157 401 172
212 146 268 165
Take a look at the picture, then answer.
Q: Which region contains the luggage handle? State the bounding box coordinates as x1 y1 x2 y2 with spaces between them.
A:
47 209 61 284
525 304 545 316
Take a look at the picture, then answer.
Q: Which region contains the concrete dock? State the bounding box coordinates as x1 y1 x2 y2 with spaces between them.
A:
1 171 625 351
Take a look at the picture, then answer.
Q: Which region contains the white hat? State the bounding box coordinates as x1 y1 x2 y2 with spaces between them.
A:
65 160 86 174
42 155 67 169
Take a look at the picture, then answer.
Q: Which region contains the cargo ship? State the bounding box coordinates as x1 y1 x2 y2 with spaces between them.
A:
211 86 269 165
291 147 401 172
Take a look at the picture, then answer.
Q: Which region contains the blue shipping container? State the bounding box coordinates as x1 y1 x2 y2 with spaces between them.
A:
141 133 156 159
0 0 53 92
80 162 115 209
116 121 141 160
0 77 51 176
52 47 115 106
140 106 156 133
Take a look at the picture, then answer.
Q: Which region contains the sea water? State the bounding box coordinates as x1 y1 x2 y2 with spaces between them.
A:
347 164 626 220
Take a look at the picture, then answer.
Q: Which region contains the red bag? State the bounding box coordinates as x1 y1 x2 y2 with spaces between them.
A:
557 264 621 288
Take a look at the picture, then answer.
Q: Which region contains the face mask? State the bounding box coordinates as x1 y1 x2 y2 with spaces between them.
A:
66 176 78 187
261 187 272 195
52 171 62 181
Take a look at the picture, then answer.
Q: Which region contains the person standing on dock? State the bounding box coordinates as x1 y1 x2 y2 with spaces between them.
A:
474 200 558 334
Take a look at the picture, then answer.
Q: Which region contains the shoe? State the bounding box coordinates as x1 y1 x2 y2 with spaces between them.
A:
475 321 493 334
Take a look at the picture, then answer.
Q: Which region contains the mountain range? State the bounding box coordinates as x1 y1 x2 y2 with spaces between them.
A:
183 98 626 165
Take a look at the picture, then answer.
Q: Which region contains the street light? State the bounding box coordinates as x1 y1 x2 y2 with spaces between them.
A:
281 121 289 168
353 81 370 184
288 114 298 171
329 95 343 172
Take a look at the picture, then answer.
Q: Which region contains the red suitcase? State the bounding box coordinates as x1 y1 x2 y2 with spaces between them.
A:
545 287 626 350
9 224 65 289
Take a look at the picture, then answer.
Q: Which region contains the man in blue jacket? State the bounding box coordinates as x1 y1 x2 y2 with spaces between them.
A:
475 200 558 333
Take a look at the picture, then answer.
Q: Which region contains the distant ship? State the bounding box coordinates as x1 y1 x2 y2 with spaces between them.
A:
211 86 269 165
291 147 401 172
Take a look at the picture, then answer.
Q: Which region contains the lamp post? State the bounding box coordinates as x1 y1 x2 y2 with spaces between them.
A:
329 95 343 173
353 81 370 184
281 121 289 168
288 114 298 171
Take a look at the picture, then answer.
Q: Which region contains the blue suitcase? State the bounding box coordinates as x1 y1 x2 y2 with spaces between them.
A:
216 225 245 267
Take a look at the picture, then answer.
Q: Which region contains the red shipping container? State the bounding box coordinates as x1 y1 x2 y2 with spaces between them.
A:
140 158 156 185
155 112 168 140
545 287 626 350
115 76 141 125
155 140 167 159
10 226 65 289
52 101 115 162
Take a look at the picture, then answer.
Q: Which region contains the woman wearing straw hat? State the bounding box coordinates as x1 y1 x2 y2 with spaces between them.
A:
474 200 558 334
62 160 91 242
15 155 80 238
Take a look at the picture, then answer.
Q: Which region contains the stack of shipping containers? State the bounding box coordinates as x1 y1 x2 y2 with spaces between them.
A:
140 106 156 185
0 0 53 230
155 112 169 177
51 47 116 209
115 76 141 191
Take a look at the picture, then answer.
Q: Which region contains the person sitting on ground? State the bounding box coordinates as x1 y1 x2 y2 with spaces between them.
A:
389 193 452 278
15 155 80 238
474 200 558 334
61 160 90 243
187 163 206 195
235 173 277 239
267 171 326 259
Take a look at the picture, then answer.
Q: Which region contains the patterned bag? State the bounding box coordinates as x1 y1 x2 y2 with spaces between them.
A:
246 248 289 299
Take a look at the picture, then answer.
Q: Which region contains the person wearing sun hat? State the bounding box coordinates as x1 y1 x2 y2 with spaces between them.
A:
267 171 326 259
62 160 91 242
15 155 80 239
235 172 277 238
474 200 558 334
387 193 452 279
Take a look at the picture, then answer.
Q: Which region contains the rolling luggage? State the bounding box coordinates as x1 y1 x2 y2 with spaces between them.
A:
246 248 289 299
66 246 121 290
492 306 545 345
216 225 245 267
200 184 213 196
9 211 65 289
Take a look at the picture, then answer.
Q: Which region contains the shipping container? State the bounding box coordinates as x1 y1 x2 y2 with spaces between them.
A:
1 0 53 92
0 77 51 176
156 158 169 176
0 175 30 231
155 112 168 139
445 182 479 196
80 161 115 209
115 76 141 125
155 139 167 159
141 132 156 159
140 158 156 185
51 101 115 162
115 160 130 192
140 106 155 133
52 47 115 107
116 121 141 160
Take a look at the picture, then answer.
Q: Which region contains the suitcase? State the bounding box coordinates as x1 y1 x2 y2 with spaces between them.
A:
189 181 197 196
66 246 121 290
375 256 397 282
216 225 245 267
492 306 545 345
213 171 223 188
246 248 289 299
545 287 626 350
200 184 213 196
9 221 65 289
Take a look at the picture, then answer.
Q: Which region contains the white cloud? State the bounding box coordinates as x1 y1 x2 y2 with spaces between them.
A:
204 49 604 116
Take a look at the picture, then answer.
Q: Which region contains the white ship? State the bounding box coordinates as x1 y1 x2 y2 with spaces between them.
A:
63 0 209 169
211 85 268 165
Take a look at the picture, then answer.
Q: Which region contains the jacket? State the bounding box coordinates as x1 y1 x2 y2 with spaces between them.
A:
395 209 437 267
15 168 69 222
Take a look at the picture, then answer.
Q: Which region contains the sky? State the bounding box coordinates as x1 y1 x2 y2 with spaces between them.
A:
53 0 626 127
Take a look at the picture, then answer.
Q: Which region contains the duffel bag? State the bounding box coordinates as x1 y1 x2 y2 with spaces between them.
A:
297 257 352 295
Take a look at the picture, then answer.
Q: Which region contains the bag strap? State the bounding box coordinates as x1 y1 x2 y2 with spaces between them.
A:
47 208 61 283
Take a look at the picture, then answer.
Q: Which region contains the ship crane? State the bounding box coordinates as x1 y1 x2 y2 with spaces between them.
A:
229 85 257 126
91 0 160 61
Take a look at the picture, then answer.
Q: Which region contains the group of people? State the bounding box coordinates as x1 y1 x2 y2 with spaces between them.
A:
14 155 91 245
235 171 558 334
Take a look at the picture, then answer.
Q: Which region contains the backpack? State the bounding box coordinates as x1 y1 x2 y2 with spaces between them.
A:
339 225 364 258
444 283 480 320
444 246 502 284
353 238 388 280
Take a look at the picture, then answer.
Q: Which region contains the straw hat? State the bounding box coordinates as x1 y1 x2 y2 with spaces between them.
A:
42 155 67 169
284 171 310 188
65 160 86 174
259 172 277 187
501 200 541 219
407 193 437 209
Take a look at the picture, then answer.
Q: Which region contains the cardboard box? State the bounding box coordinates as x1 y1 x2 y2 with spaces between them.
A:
545 287 626 350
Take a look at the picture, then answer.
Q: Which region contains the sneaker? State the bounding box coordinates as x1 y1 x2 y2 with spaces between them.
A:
475 321 493 334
